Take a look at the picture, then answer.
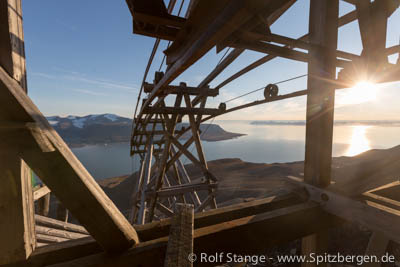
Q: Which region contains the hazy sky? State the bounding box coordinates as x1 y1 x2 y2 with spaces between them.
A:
22 0 400 120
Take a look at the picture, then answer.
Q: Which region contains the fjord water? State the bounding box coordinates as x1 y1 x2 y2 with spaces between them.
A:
71 120 400 180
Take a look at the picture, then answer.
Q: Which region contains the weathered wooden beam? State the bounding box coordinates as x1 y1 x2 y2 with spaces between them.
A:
146 182 217 198
0 65 140 252
8 191 304 267
33 185 51 201
143 82 218 96
287 176 400 244
35 215 89 235
36 234 69 244
35 226 88 240
142 106 222 116
0 1 36 264
241 31 361 61
233 39 350 68
302 1 339 266
133 12 185 28
36 192 50 216
44 202 338 267
164 204 194 267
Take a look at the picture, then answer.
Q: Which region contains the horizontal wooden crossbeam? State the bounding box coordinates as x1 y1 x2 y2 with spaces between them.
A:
146 182 218 198
143 106 223 116
8 191 322 266
143 83 219 96
35 202 338 267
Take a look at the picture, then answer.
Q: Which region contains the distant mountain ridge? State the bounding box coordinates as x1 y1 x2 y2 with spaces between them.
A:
46 114 244 147
251 120 400 126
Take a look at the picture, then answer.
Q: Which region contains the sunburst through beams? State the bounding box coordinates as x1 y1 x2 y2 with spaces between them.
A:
338 81 378 105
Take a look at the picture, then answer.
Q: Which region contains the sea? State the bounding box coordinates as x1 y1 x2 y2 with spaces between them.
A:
70 120 400 180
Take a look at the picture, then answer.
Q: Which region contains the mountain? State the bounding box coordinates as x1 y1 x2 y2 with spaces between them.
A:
46 114 244 147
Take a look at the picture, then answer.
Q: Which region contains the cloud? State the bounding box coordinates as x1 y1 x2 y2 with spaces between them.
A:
73 89 108 96
31 69 139 93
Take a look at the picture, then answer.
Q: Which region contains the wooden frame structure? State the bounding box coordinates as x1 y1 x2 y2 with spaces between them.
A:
1 0 400 266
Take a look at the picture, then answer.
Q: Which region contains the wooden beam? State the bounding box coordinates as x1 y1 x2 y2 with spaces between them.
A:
0 1 36 264
35 215 89 235
234 39 350 68
164 204 194 267
146 182 217 198
143 82 218 96
0 65 140 252
43 202 339 267
8 192 303 266
33 185 51 201
302 1 339 266
36 193 50 216
287 176 400 244
142 106 222 116
35 226 88 240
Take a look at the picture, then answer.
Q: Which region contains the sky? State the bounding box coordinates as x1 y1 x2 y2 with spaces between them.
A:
22 0 400 121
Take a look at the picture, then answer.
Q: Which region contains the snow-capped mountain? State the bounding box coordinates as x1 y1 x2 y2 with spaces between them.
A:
45 114 244 147
46 114 131 129
46 114 132 146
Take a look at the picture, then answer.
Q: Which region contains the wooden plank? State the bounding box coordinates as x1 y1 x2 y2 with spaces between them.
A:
164 204 194 267
35 215 89 235
0 66 139 252
35 226 88 240
5 192 304 266
287 176 400 244
36 234 69 244
36 193 50 217
33 185 51 201
0 1 36 264
146 182 217 198
45 202 338 267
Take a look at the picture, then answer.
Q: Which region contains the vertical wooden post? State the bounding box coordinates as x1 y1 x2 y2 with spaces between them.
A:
164 204 194 267
0 0 36 264
302 0 339 266
56 201 69 222
37 193 50 216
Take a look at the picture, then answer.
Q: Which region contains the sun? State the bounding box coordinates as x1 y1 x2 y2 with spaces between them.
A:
338 81 378 105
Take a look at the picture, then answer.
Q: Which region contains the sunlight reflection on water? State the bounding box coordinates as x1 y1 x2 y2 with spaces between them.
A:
345 126 371 156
